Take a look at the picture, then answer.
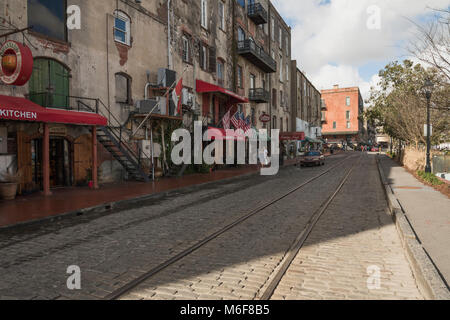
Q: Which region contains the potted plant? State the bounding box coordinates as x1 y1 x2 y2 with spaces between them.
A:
0 170 21 200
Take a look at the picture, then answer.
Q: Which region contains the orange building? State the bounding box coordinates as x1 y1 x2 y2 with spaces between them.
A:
321 85 364 146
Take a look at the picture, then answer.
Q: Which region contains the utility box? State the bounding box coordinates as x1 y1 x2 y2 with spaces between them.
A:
157 68 176 87
140 140 161 159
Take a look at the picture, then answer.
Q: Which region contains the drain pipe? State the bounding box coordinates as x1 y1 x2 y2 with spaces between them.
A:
167 0 173 70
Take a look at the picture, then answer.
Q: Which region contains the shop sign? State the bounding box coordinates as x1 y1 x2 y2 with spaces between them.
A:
259 113 270 123
49 126 67 136
0 41 34 86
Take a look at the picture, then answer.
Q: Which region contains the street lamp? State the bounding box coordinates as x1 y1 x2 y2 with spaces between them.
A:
423 79 434 173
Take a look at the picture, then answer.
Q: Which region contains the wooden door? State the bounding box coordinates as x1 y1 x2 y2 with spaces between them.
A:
73 134 92 185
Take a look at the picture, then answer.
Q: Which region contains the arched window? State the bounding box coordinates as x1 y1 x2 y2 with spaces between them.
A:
29 58 70 109
114 10 131 46
115 73 132 104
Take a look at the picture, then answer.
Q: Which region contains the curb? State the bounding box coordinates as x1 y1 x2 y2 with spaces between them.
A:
376 155 450 300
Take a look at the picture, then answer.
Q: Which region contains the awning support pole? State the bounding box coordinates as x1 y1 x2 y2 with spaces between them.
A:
42 123 51 196
92 126 99 189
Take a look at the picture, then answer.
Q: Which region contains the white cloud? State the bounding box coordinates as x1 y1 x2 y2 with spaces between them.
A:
272 0 449 100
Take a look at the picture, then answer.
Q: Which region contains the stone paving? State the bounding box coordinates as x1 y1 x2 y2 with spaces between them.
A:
271 154 423 300
0 153 422 300
0 155 348 300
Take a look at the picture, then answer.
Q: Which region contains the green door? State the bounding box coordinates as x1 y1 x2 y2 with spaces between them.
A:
29 58 70 109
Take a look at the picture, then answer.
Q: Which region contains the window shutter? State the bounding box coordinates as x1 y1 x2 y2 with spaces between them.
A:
209 46 216 73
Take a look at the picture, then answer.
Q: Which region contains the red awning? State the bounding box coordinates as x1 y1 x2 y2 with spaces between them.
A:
0 95 107 126
196 80 248 104
280 132 306 141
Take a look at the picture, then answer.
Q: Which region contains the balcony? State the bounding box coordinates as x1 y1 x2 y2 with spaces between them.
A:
247 3 268 25
321 99 327 110
249 88 270 103
237 39 276 73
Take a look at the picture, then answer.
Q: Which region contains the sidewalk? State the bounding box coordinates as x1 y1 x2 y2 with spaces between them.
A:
378 155 450 288
0 165 258 229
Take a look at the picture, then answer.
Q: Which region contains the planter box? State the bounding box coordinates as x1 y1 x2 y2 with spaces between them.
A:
0 183 18 200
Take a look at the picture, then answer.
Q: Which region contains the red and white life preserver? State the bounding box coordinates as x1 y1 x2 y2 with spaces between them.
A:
0 40 33 86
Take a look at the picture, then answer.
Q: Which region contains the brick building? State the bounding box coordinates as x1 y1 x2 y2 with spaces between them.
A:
321 85 365 146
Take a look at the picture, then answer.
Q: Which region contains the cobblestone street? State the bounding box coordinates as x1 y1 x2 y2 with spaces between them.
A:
0 153 423 300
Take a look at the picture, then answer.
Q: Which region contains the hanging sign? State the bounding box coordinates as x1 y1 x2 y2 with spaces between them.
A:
0 41 34 86
259 112 271 123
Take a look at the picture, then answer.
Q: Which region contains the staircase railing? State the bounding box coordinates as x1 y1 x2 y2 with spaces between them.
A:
27 92 153 178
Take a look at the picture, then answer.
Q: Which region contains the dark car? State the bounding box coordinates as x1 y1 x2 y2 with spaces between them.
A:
300 151 325 167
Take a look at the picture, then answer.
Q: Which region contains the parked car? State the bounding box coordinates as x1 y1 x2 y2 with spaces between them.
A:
300 151 325 167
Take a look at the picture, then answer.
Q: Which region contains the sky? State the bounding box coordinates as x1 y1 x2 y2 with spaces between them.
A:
271 0 450 102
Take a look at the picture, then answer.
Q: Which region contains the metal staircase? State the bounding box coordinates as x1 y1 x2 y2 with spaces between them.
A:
76 98 151 182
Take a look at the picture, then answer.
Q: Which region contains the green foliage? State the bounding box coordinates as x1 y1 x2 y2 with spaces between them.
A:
417 170 444 186
365 60 450 146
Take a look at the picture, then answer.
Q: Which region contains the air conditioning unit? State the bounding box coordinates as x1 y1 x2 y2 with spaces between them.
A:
157 68 176 87
136 98 166 115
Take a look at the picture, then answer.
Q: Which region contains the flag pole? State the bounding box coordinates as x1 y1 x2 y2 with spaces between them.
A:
131 65 190 138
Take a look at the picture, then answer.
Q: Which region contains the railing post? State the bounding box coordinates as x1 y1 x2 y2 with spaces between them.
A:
95 99 99 114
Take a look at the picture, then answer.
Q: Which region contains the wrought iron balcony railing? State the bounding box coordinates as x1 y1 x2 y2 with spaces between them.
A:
249 88 270 103
247 3 268 25
237 39 276 73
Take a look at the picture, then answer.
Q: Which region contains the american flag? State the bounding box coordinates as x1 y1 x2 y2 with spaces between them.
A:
243 116 251 132
239 112 246 130
231 111 242 130
222 108 231 130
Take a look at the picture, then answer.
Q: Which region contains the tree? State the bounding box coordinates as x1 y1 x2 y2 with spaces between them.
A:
408 8 450 82
365 60 449 147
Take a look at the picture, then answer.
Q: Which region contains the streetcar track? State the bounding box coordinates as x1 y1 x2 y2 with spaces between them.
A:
106 154 357 300
258 154 362 300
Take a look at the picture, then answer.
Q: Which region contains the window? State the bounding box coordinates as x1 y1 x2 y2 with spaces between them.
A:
238 27 246 42
280 90 283 107
114 11 131 46
346 96 350 106
217 60 224 86
182 36 189 62
251 108 256 125
200 44 207 70
346 111 350 120
115 73 131 104
273 116 277 129
285 35 289 54
250 74 256 90
272 89 277 108
286 64 289 82
280 117 283 132
279 28 282 48
347 121 351 129
279 55 283 82
333 121 337 129
237 65 243 88
201 0 208 29
218 1 225 30
28 0 66 41
271 17 275 41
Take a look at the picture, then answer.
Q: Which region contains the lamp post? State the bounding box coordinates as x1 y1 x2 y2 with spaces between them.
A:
424 79 433 173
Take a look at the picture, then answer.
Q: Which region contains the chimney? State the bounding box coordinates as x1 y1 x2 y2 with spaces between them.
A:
333 84 339 89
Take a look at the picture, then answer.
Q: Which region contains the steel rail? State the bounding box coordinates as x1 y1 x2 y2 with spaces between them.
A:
106 153 357 300
258 154 362 300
